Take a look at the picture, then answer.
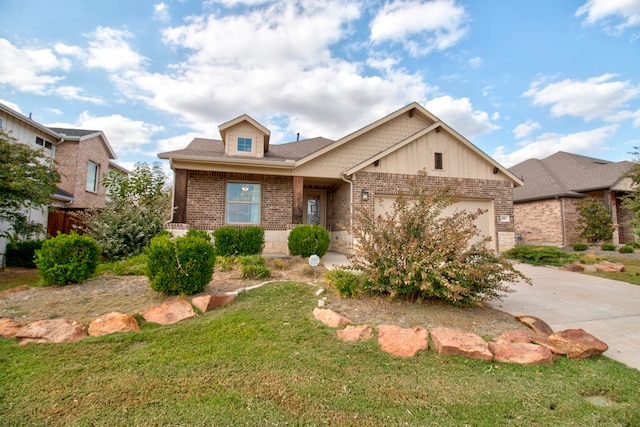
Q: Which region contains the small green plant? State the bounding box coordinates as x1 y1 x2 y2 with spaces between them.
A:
324 268 362 298
96 254 147 276
619 245 634 254
216 256 235 272
34 232 101 285
502 246 579 266
626 241 640 249
601 243 616 251
237 255 271 279
269 257 287 270
185 229 211 242
5 239 44 268
146 233 215 295
287 225 330 258
213 226 264 256
572 243 589 252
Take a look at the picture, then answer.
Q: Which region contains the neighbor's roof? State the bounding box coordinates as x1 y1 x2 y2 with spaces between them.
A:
509 151 634 202
49 127 117 160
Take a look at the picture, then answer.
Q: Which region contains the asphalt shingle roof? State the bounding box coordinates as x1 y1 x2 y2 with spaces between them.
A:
509 151 633 202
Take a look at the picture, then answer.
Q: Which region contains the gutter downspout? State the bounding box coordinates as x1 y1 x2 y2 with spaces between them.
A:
341 173 354 250
556 196 566 247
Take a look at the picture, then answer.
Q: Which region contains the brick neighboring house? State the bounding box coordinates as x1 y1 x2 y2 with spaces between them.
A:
0 102 127 260
509 151 635 246
159 102 523 254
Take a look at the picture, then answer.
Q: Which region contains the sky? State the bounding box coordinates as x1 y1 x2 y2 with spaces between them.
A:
1 0 639 176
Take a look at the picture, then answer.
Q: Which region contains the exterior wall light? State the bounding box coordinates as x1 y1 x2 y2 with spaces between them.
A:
361 190 369 201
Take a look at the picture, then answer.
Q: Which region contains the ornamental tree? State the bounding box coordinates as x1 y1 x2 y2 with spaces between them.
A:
78 162 170 261
0 130 60 240
349 171 529 305
575 198 614 244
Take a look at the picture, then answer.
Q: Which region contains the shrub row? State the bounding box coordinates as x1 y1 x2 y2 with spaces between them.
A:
212 226 264 256
5 240 43 268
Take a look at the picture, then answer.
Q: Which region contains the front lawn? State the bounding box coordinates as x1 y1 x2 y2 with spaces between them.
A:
2 282 639 426
585 256 640 286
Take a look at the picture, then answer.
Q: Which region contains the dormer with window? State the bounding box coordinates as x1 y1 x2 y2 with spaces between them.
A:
218 114 270 158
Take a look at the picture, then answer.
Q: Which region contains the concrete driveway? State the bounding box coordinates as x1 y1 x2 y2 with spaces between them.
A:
488 263 640 371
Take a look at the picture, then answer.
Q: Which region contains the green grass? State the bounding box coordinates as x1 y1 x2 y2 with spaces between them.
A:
94 254 148 276
585 256 640 286
2 282 639 426
0 268 42 292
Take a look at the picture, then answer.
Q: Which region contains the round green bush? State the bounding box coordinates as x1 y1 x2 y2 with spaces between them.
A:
145 234 215 295
287 225 330 258
572 243 589 252
600 243 616 251
34 232 100 285
618 245 634 254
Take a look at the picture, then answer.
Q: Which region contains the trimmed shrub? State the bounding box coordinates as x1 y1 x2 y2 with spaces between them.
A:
324 268 362 298
619 245 634 254
287 225 330 258
502 246 579 267
5 239 43 268
213 227 264 256
601 243 616 251
185 229 211 242
626 241 640 249
146 234 215 295
237 255 271 279
572 243 589 252
34 232 101 285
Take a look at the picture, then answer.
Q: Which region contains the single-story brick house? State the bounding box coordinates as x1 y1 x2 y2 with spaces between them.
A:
158 102 523 254
509 151 635 246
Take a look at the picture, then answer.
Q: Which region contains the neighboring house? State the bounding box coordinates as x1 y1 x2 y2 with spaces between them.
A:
159 102 522 254
509 151 635 246
0 102 127 260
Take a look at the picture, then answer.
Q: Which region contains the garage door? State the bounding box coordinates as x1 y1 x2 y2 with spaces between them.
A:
374 196 495 250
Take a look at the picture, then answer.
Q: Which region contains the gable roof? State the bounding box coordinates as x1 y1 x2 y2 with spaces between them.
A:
0 102 61 140
158 102 521 185
509 151 634 202
50 127 117 159
218 114 271 151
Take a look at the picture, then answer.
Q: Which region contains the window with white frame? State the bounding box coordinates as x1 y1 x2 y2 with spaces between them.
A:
86 161 99 192
35 136 53 150
226 182 260 224
237 137 252 153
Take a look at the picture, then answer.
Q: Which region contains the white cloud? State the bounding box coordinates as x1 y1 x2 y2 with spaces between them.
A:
156 132 203 153
524 74 640 121
48 112 164 154
111 1 434 141
576 0 640 33
468 56 482 69
0 99 23 113
513 120 541 139
0 38 69 94
425 95 499 138
153 2 171 23
370 0 469 55
494 124 619 167
85 27 148 73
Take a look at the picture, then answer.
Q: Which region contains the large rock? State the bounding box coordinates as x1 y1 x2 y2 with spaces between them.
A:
337 325 373 342
16 318 87 343
515 315 554 335
594 261 625 273
548 329 608 359
378 325 428 357
312 308 351 328
192 294 236 313
563 263 584 272
493 330 532 344
489 342 554 364
0 317 23 338
430 327 492 361
141 300 197 325
530 335 573 355
88 312 139 336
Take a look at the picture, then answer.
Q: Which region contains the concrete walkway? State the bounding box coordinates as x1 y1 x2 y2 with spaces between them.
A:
320 252 640 370
488 263 640 371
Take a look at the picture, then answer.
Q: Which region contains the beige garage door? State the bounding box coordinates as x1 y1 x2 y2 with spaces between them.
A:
374 196 495 250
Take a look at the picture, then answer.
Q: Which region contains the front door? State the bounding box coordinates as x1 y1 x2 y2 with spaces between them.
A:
303 190 326 227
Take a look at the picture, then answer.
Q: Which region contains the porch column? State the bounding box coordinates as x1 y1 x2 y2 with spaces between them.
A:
173 169 188 223
292 176 303 224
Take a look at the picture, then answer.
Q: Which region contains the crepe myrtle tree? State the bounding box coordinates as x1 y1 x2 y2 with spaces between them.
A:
0 129 60 240
349 170 529 306
575 198 615 245
623 147 640 238
78 162 170 261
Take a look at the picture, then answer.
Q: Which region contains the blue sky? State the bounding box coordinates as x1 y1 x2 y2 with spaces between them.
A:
1 0 639 174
